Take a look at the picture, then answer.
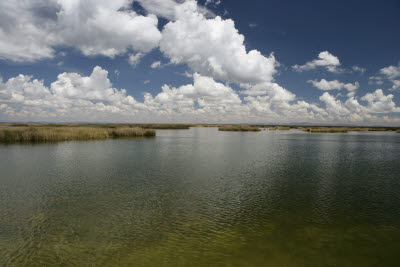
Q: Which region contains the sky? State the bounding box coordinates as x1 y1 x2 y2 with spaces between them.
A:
0 0 400 125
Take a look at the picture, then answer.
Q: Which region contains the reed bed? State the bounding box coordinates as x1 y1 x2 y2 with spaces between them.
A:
192 124 219 128
300 127 348 133
218 125 261 131
0 127 155 143
345 127 369 131
298 126 400 133
269 126 290 131
367 127 395 131
137 124 191 129
0 123 191 129
1 123 398 133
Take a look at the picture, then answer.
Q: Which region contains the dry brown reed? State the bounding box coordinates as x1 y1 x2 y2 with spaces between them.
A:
298 126 400 133
300 127 348 133
137 124 191 129
269 126 290 130
218 125 261 131
0 127 155 143
0 123 191 129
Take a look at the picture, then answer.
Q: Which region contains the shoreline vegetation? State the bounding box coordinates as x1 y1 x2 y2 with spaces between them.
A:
269 126 290 130
218 125 261 131
0 123 191 130
0 123 399 143
0 126 155 143
214 124 399 133
296 126 400 133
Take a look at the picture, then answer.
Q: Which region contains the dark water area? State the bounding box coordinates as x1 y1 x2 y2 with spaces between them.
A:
1 127 399 266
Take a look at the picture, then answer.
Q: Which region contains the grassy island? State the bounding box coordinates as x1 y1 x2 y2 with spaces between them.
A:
1 123 399 142
299 127 349 133
0 123 191 130
138 124 191 129
218 125 261 131
0 126 155 143
216 124 400 133
298 126 400 133
269 126 291 130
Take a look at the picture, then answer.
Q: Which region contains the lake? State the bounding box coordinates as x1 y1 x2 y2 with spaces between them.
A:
1 127 399 266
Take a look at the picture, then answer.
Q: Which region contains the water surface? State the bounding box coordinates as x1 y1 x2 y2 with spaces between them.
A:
1 128 399 266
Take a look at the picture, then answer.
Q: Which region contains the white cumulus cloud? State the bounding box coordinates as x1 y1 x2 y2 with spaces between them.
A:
128 53 144 68
1 67 400 125
308 79 359 97
0 0 161 61
368 64 400 91
379 63 400 90
361 89 400 113
1 1 399 125
160 1 277 84
380 64 400 80
320 92 350 116
293 51 342 73
150 61 162 68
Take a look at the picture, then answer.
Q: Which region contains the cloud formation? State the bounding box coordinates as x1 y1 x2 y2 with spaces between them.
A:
352 66 366 74
293 51 342 73
308 79 359 97
379 64 400 90
134 0 214 21
1 66 400 125
0 0 161 61
128 53 144 68
150 61 162 68
0 0 399 125
160 1 277 84
368 63 400 91
205 0 221 6
380 64 400 80
361 89 400 113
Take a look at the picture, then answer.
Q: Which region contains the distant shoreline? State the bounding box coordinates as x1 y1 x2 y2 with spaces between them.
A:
0 123 399 143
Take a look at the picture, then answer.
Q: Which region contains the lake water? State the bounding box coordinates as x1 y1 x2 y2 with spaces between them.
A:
1 127 399 266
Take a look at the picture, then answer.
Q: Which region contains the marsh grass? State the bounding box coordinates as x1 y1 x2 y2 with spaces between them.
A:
0 123 191 129
367 127 395 131
0 127 155 143
297 126 400 133
1 123 399 135
218 125 261 131
269 126 290 131
301 127 348 133
137 124 191 129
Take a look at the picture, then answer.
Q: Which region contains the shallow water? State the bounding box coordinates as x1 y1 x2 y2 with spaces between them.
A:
1 127 399 266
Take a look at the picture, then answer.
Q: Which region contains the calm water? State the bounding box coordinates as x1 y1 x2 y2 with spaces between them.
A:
1 127 400 266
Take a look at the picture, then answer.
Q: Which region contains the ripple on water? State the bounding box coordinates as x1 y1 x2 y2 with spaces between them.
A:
0 128 400 266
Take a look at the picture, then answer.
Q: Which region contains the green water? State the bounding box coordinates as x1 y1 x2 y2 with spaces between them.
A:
1 127 399 266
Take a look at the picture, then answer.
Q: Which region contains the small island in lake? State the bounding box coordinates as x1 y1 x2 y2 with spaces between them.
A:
1 123 399 143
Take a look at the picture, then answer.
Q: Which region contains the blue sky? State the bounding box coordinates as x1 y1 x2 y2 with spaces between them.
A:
0 0 399 124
